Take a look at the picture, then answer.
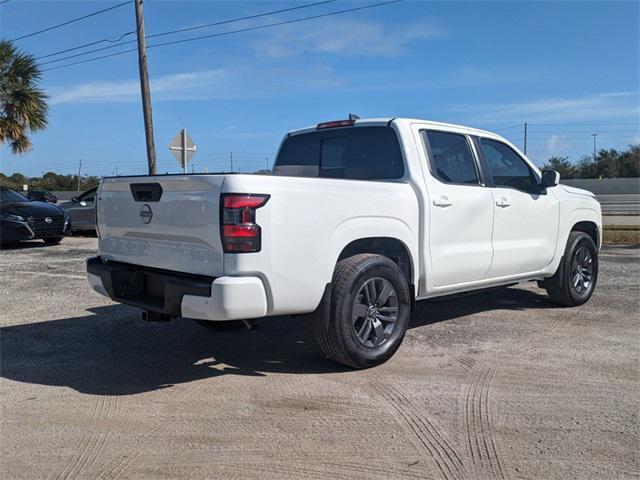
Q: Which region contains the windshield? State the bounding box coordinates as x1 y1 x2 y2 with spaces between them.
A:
0 187 30 203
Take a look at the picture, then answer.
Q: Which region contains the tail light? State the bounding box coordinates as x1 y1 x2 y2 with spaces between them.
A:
317 119 355 129
220 194 270 253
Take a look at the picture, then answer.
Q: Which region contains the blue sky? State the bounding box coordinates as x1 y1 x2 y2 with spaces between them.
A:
1 0 638 177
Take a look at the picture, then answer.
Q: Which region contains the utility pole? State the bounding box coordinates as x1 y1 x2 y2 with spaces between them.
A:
134 0 157 175
76 159 82 192
265 157 269 171
592 133 598 162
523 122 528 154
230 152 233 172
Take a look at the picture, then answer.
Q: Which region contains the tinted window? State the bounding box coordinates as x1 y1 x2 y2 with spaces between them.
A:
424 131 479 185
274 126 404 180
27 191 44 201
480 139 538 192
79 187 97 202
0 187 29 203
321 137 347 178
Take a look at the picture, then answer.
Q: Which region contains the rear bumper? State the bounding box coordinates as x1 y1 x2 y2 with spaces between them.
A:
86 257 267 321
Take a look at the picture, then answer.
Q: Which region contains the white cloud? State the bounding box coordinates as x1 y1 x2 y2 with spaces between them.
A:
253 18 447 58
545 134 572 156
50 69 226 104
49 65 343 104
448 66 541 86
455 91 640 124
211 126 277 140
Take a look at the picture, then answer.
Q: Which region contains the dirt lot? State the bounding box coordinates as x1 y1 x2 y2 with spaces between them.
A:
1 237 638 480
603 225 640 245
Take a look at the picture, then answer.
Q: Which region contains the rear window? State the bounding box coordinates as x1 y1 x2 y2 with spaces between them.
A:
423 131 479 185
274 126 404 180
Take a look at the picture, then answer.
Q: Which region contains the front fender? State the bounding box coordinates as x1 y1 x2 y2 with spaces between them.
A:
543 207 602 276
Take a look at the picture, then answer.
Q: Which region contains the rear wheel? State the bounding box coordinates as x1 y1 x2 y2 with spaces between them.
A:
315 254 411 369
544 231 598 306
43 237 63 245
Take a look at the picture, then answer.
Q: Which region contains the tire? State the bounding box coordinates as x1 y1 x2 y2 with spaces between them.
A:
43 237 63 245
315 254 411 369
543 231 598 306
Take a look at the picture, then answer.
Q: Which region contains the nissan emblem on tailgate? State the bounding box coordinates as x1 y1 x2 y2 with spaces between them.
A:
139 204 153 224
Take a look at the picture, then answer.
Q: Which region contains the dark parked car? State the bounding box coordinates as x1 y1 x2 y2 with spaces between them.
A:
58 187 97 232
26 189 58 203
0 187 70 245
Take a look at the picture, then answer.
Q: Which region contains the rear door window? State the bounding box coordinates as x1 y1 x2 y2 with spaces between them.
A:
274 126 404 180
422 131 479 185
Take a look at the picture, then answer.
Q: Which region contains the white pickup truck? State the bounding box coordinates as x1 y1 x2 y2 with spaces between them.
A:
87 117 601 368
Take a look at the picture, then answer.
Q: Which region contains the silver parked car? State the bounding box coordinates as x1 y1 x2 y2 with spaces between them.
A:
59 187 97 232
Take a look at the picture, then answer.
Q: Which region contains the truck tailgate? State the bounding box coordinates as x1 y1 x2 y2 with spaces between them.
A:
96 175 226 277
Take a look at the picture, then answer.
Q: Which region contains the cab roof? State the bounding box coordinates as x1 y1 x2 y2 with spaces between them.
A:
287 117 501 139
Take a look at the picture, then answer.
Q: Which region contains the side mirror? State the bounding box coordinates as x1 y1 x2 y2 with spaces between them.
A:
541 169 560 188
71 196 79 203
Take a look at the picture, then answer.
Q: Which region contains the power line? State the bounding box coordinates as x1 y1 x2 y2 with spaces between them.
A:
494 124 524 133
10 0 130 42
524 130 639 136
496 122 639 134
527 122 639 126
149 1 401 50
519 127 639 132
42 48 137 72
37 31 136 60
37 0 335 61
41 0 402 72
527 135 638 140
147 0 336 40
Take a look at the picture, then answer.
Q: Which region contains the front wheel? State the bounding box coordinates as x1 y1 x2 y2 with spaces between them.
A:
543 231 598 306
315 254 411 369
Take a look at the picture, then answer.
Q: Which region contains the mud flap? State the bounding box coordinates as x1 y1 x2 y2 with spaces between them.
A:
304 283 332 334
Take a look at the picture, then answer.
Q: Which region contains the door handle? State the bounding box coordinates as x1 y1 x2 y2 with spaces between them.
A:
433 195 453 207
496 197 511 207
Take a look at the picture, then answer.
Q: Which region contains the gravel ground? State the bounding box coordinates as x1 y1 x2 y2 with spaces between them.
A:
1 237 638 480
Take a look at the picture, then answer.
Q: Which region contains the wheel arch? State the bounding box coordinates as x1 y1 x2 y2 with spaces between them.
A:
571 220 600 248
325 216 418 293
544 208 602 277
336 237 415 289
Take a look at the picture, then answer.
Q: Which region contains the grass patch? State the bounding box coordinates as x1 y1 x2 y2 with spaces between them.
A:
603 224 640 245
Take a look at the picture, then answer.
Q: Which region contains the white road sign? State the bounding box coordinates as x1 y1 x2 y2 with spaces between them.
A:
169 128 197 172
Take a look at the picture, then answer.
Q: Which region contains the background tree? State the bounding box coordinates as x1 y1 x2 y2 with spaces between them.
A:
0 172 99 192
0 40 48 154
619 145 640 178
576 155 598 179
543 156 578 179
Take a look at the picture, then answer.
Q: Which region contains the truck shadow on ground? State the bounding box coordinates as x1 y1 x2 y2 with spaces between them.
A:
1 287 554 396
0 240 60 250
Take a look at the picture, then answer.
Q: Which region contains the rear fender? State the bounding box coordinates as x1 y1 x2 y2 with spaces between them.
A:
325 216 418 293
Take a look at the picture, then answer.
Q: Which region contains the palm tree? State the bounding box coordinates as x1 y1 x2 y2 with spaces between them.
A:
0 40 48 154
